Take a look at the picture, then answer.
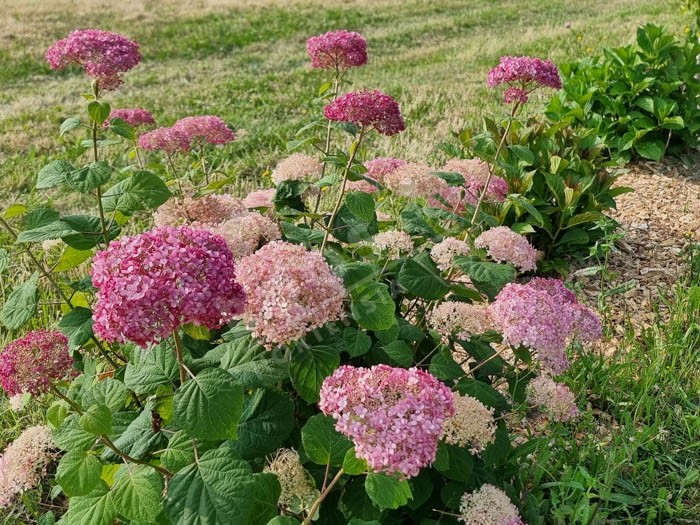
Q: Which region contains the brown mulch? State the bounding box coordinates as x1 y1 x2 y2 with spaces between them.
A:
569 158 700 352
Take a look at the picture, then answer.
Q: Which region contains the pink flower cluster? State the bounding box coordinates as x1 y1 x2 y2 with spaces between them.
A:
347 157 406 193
324 90 405 136
474 226 538 272
489 278 602 374
243 188 276 209
45 29 141 90
0 426 57 508
0 331 72 396
526 375 580 422
442 393 497 454
384 163 446 198
212 212 281 260
91 226 246 347
320 364 454 479
154 194 246 227
272 154 323 185
107 108 155 127
237 241 346 347
307 30 367 70
429 301 492 342
372 230 413 257
458 484 524 525
437 159 508 211
431 237 470 271
487 55 561 104
138 115 234 152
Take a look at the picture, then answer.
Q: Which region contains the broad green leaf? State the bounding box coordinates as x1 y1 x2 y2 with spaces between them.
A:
111 465 163 523
101 406 166 462
301 414 351 467
336 262 381 293
566 211 603 228
58 481 115 525
635 139 665 161
231 389 295 459
164 446 279 525
556 228 590 247
56 450 102 497
290 345 340 403
25 208 60 229
345 192 376 222
37 160 74 189
429 348 465 381
343 327 372 357
108 117 136 140
65 162 112 193
453 257 516 300
53 415 96 452
87 101 111 124
434 443 474 482
60 117 82 136
47 401 69 429
59 307 94 349
3 203 27 219
455 378 509 412
342 447 368 475
350 282 396 331
1 272 39 329
61 215 121 250
331 201 379 243
173 368 243 440
87 378 128 413
79 404 112 435
544 172 567 209
16 221 76 243
101 172 172 215
381 340 414 367
54 247 92 272
124 341 179 394
398 252 449 300
161 430 218 473
219 335 288 389
365 473 412 510
268 517 301 525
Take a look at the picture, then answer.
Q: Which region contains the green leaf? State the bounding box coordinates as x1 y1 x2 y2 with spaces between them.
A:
268 517 301 525
343 327 372 357
544 172 567 209
58 481 116 525
59 307 94 349
429 348 465 381
61 215 121 250
87 100 111 124
37 160 75 189
88 378 128 413
111 465 163 523
336 262 381 293
39 511 56 525
16 221 76 244
555 228 590 247
108 117 136 140
350 282 396 331
365 473 412 510
79 404 112 435
101 172 172 216
231 389 295 459
60 117 82 136
342 447 368 475
455 378 509 412
331 194 379 243
47 401 69 429
0 248 8 273
381 340 414 367
164 446 279 525
453 257 516 300
290 345 340 403
101 406 167 462
434 443 474 482
54 247 92 272
65 162 112 193
56 450 102 497
635 139 665 161
124 341 179 394
280 222 325 245
53 415 96 452
162 430 215 473
566 211 603 228
173 368 243 440
219 336 288 389
398 252 449 300
301 414 351 467
1 272 39 329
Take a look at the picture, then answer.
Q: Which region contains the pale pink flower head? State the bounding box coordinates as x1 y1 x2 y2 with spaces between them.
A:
428 301 492 342
384 163 447 199
443 158 509 204
474 226 538 273
372 230 413 257
0 426 57 508
431 237 470 271
442 393 497 455
487 55 561 104
364 157 407 184
272 154 323 185
212 212 282 260
172 115 235 146
306 30 368 70
243 188 276 209
107 108 155 127
324 90 405 136
489 278 602 374
346 179 380 193
237 241 346 347
320 364 454 479
153 194 246 227
458 484 524 525
45 29 141 90
0 331 72 396
526 375 580 422
91 225 246 348
138 126 191 153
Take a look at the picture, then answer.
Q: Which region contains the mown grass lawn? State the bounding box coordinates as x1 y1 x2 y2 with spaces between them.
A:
0 1 698 524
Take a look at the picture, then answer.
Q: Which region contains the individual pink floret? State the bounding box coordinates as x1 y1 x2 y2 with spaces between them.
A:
46 29 141 90
236 241 346 347
91 226 245 348
0 331 72 396
474 226 538 273
306 30 368 70
324 90 405 136
320 364 454 479
108 108 155 127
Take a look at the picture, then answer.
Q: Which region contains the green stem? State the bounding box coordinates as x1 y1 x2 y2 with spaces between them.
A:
312 74 342 217
48 382 83 414
320 127 366 252
101 434 172 478
172 330 188 385
91 107 111 247
302 468 344 525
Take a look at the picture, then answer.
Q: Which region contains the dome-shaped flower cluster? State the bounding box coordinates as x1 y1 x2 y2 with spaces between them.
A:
431 237 470 271
474 226 538 272
372 230 413 257
488 278 602 374
324 90 405 136
0 331 72 396
526 375 580 422
91 225 246 347
319 364 454 479
242 188 276 209
45 29 141 90
384 163 447 198
428 301 492 342
138 115 234 153
442 393 497 454
271 154 323 185
154 194 246 227
306 30 368 70
458 484 524 525
0 426 57 508
236 241 346 347
107 108 155 127
487 55 561 104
